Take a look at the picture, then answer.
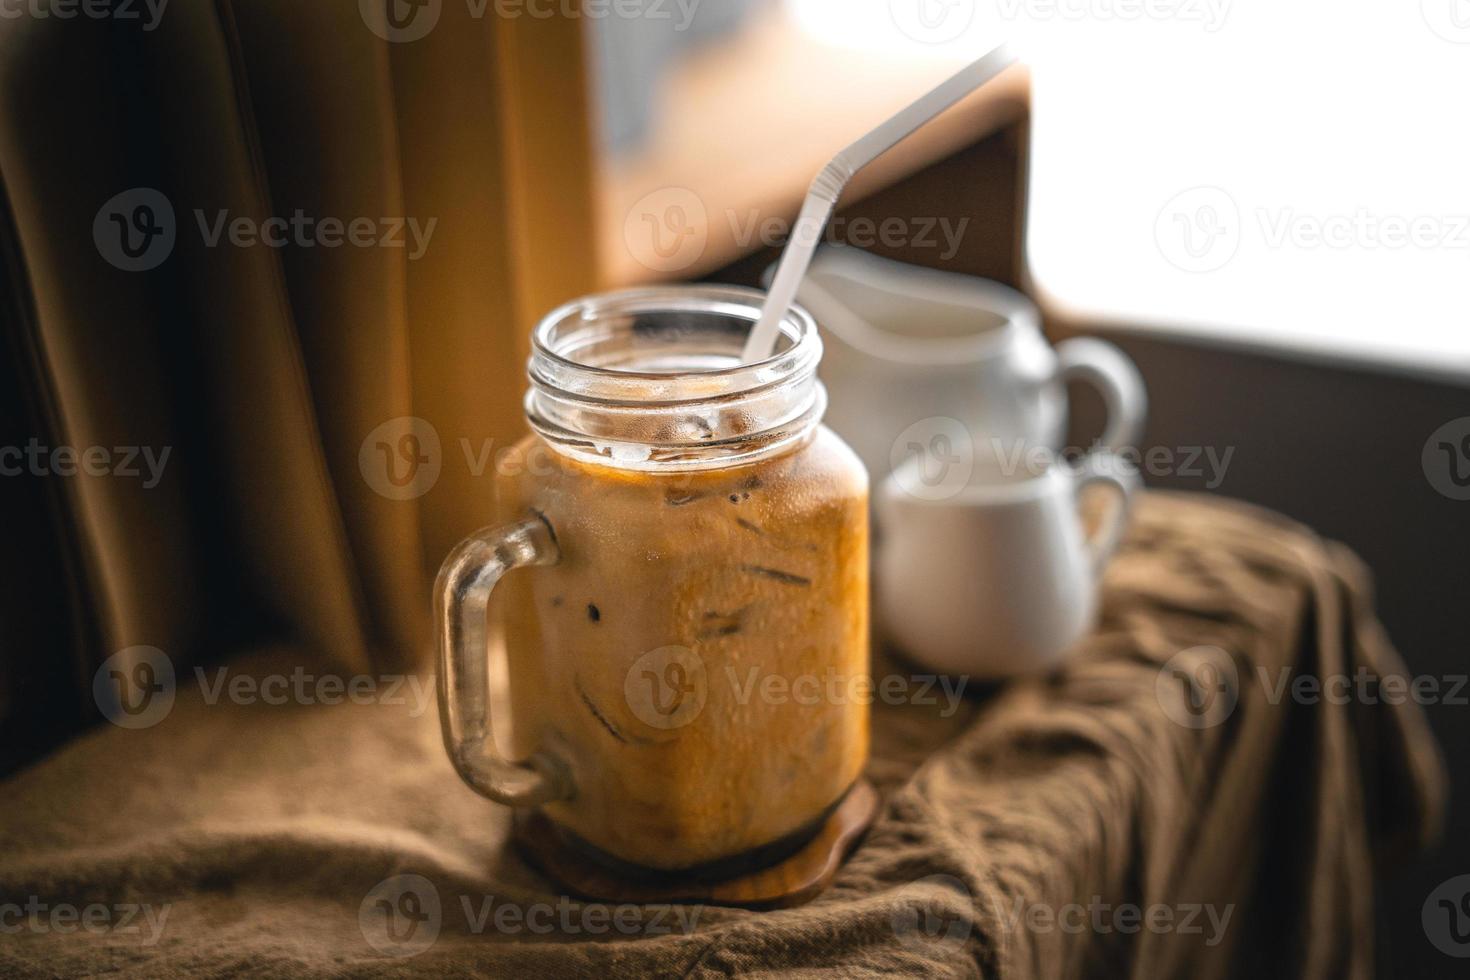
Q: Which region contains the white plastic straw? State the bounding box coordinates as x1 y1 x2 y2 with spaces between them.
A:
742 42 1019 364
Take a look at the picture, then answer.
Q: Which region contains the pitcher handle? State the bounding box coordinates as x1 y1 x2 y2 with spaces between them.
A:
1073 452 1139 578
1056 337 1148 452
435 514 572 806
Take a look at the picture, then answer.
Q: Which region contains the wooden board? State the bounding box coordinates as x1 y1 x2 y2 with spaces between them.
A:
514 779 880 910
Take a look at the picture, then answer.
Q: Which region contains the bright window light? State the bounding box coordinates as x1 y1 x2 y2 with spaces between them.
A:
783 0 1470 376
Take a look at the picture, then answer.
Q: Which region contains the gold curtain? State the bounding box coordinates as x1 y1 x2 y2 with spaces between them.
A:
0 0 597 767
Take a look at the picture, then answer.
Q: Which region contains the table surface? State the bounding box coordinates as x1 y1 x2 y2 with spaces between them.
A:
0 493 1442 979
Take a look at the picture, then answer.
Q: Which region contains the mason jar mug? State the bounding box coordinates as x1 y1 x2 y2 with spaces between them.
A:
435 286 870 875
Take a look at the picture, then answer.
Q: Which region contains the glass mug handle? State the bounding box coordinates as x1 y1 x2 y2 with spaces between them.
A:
1055 337 1148 452
435 515 573 806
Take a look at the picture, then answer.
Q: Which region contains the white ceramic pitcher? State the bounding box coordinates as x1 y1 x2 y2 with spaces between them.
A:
772 247 1147 485
877 451 1138 678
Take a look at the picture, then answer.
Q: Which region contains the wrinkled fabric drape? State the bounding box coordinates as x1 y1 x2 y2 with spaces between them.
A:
0 494 1444 977
0 1 598 769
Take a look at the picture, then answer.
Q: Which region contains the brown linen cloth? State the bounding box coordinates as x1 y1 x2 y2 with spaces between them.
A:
0 493 1443 978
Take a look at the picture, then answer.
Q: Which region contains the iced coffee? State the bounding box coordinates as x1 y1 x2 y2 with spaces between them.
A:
492 427 867 871
436 285 869 875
